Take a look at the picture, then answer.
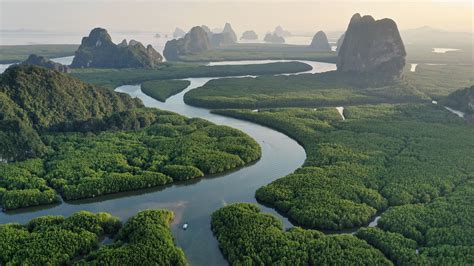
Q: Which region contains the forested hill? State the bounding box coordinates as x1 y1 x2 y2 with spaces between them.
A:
443 85 474 115
0 65 143 161
0 65 143 130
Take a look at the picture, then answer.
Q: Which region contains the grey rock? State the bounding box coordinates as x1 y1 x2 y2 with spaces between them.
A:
264 33 285 44
21 54 70 73
337 13 406 80
336 33 345 53
309 31 331 51
240 30 258 40
71 28 163 68
163 26 211 61
274 26 291 37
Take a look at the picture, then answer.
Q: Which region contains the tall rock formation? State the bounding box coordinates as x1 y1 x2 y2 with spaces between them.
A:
264 33 285 44
71 28 163 68
163 26 211 61
274 26 291 37
336 33 345 53
222 23 238 43
173 27 186 39
201 25 214 40
211 23 238 47
337 14 406 80
309 31 331 51
21 54 70 73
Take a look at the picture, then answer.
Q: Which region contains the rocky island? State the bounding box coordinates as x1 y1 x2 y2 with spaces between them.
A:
336 33 345 52
274 26 291 37
173 27 186 38
163 26 212 61
21 54 70 73
264 33 285 44
71 28 163 68
309 31 331 51
211 23 238 47
337 13 406 81
240 30 258 40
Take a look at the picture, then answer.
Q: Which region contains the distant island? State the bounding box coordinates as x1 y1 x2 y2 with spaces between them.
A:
240 30 258 40
163 26 212 61
309 30 331 51
264 32 285 43
337 13 406 81
71 28 163 68
273 25 291 37
21 54 70 73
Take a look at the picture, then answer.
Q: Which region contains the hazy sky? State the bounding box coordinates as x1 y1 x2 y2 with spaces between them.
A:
1 0 473 34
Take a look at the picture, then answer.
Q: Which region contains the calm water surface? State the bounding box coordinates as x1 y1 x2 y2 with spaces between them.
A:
0 59 339 265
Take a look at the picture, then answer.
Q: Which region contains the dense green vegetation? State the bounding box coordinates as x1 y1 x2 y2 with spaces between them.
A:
357 179 474 265
185 71 428 109
0 211 120 264
404 64 474 99
0 44 78 64
0 209 186 265
211 203 392 265
0 65 142 161
0 66 261 209
0 159 59 210
0 65 142 130
0 108 260 208
78 209 187 265
41 109 260 200
177 44 337 62
214 104 474 230
141 79 191 102
72 61 312 89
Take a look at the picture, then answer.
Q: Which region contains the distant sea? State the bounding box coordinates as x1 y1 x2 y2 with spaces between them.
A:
1 30 340 53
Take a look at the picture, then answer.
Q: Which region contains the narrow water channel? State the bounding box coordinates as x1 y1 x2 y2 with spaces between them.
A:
1 59 338 265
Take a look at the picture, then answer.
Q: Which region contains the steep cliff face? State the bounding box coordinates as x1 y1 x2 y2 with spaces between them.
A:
163 26 212 61
210 23 238 47
336 33 345 53
21 54 70 73
309 31 331 51
443 86 474 116
222 23 238 43
337 14 406 80
71 28 163 68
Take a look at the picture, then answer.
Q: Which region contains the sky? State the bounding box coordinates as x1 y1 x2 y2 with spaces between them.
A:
1 0 473 36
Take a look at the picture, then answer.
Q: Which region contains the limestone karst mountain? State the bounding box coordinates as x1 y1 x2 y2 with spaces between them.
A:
21 54 70 73
163 26 212 61
240 30 258 40
71 28 163 68
309 31 331 51
264 33 285 44
211 23 238 47
274 26 291 37
337 13 406 81
336 33 345 53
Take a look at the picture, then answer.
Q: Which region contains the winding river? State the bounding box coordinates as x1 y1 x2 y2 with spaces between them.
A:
0 59 337 265
1 56 465 264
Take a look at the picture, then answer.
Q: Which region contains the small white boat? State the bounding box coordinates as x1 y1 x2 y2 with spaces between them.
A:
182 223 188 230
